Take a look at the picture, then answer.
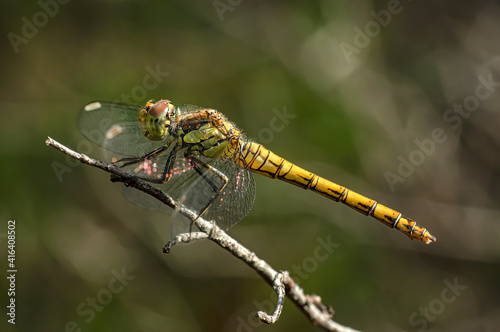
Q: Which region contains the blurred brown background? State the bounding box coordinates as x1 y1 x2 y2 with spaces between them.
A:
1 1 499 331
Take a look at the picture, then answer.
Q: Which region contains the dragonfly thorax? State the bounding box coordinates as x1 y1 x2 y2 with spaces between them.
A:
139 99 178 141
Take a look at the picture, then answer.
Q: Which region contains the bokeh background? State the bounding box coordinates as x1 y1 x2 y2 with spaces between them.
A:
1 1 500 331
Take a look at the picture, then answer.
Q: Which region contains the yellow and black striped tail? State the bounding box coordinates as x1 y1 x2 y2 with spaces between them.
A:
235 141 436 244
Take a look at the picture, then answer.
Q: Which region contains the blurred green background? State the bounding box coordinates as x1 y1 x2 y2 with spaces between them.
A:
1 1 500 331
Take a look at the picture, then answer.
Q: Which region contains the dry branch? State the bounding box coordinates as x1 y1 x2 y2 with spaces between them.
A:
46 137 361 332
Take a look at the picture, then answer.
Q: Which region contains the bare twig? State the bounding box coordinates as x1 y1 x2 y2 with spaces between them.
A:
164 231 209 253
46 137 361 332
257 271 285 324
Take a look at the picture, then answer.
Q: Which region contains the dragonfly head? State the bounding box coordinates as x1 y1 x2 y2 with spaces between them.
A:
139 99 177 141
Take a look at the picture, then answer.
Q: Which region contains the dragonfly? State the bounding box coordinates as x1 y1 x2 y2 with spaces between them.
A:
78 99 436 244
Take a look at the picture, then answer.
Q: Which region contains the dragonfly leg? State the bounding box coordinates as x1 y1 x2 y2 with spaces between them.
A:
187 155 229 233
115 145 183 183
156 148 178 182
116 145 169 167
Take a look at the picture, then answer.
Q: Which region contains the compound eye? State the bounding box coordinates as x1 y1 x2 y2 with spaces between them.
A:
148 100 171 118
138 100 174 141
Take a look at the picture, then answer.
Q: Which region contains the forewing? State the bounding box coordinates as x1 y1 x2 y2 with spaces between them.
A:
77 101 142 147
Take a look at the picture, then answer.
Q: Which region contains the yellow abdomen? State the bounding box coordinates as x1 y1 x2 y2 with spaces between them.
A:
234 141 436 244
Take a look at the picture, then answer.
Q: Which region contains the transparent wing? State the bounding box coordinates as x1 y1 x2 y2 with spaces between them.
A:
101 122 173 181
203 160 256 229
77 101 208 148
77 101 143 147
120 152 256 238
78 101 173 181
169 157 256 237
